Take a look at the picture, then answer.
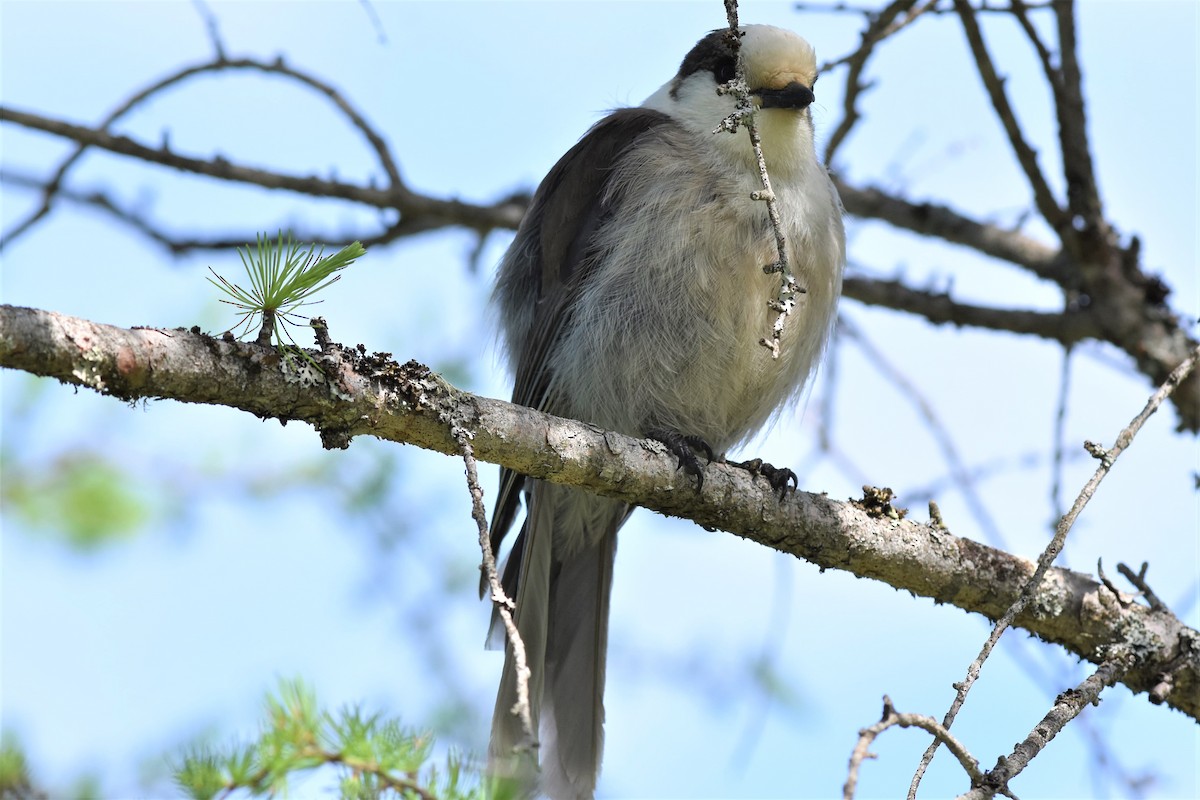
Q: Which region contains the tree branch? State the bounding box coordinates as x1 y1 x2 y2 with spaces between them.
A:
958 658 1130 800
1049 0 1105 235
0 104 525 240
835 179 1200 431
822 0 930 166
953 0 1067 231
842 275 1101 344
833 180 1067 281
2 302 1195 722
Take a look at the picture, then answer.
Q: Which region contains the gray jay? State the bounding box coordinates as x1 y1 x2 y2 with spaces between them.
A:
488 24 845 799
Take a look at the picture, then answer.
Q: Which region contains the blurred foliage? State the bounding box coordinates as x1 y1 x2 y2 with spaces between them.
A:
0 732 99 800
0 452 155 550
174 680 509 800
0 733 36 800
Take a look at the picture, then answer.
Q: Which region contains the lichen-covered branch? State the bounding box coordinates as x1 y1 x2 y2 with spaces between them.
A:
2 302 1195 722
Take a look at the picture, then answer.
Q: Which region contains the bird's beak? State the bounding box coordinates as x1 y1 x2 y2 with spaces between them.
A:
755 81 815 110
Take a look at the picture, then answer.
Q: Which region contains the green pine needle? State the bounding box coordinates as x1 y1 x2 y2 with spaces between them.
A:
208 232 365 354
174 679 491 800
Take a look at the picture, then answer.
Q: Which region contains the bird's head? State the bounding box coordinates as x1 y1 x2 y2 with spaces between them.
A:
645 24 821 175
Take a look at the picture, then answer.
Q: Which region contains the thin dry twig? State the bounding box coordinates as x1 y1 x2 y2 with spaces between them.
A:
0 166 477 255
717 0 801 359
909 344 1200 797
0 104 524 250
957 658 1130 799
844 695 983 800
1116 562 1169 614
952 0 1067 231
823 0 932 166
1009 0 1058 88
0 54 525 253
450 427 536 755
190 0 227 60
0 55 385 249
1049 0 1104 234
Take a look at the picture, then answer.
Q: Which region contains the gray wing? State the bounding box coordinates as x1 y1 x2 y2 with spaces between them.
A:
486 108 675 590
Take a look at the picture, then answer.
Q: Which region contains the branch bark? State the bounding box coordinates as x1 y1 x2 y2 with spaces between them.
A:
2 302 1196 722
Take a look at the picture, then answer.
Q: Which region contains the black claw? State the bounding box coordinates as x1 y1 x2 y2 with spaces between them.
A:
729 457 797 498
647 428 714 490
762 463 799 496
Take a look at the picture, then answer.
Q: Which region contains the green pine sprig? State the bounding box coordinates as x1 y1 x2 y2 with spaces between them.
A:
174 679 501 800
208 232 365 354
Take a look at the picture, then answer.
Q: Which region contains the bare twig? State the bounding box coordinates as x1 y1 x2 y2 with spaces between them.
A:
799 0 1056 15
823 0 930 166
842 274 1099 344
1049 0 1105 235
1116 562 1169 613
836 176 1200 433
909 343 1200 796
957 658 1130 799
844 695 983 800
1 54 402 250
717 0 801 359
1009 0 1058 89
834 181 1066 282
450 427 536 754
0 167 526 256
953 0 1067 232
189 0 227 61
0 105 525 247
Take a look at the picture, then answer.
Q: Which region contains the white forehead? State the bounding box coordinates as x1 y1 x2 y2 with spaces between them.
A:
740 24 817 86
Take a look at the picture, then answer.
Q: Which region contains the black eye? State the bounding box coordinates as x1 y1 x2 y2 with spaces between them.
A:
714 57 737 84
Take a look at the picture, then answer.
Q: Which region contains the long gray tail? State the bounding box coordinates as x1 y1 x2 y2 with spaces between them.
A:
540 529 617 800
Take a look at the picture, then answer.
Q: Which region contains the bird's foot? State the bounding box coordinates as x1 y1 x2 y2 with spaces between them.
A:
647 428 715 490
727 457 797 497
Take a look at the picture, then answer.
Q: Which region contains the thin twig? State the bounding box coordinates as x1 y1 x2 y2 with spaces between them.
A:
1009 0 1058 89
1049 0 1105 234
834 180 1067 283
957 658 1130 799
1 54 404 251
909 344 1200 797
823 0 930 166
1116 562 1169 613
450 427 536 753
953 0 1067 232
844 695 983 800
0 105 525 247
189 0 227 61
717 0 801 359
0 166 526 256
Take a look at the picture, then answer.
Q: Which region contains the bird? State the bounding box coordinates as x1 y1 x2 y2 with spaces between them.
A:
486 24 845 799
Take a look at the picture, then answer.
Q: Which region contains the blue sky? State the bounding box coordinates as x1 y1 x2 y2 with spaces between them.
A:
1 1 1197 798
